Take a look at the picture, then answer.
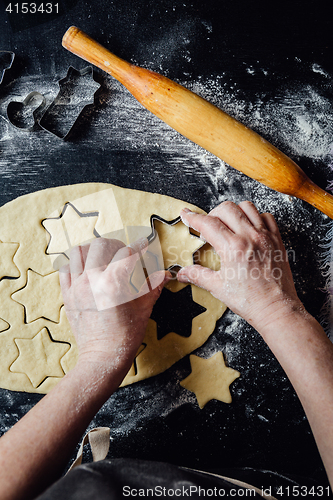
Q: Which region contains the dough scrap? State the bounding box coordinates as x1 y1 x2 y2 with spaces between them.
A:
0 183 227 393
180 352 240 408
0 241 20 280
0 318 9 333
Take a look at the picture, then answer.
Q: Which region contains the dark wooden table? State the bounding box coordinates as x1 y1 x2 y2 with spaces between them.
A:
1 0 332 483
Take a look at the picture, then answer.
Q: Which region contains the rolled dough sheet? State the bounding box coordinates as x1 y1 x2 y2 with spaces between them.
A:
0 183 226 393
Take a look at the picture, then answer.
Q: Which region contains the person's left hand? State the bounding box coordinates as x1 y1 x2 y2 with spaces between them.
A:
59 237 171 380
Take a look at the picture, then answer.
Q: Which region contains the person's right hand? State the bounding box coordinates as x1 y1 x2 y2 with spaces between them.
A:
180 201 333 489
177 201 303 334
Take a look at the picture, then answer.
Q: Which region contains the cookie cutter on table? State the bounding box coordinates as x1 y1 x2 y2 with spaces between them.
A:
38 66 101 139
7 91 46 131
0 51 15 85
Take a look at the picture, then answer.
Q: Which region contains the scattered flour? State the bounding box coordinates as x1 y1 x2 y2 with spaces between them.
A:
2 54 333 433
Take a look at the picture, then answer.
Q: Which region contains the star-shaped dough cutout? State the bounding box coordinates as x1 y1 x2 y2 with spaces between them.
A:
0 241 19 280
12 270 63 323
42 203 99 257
180 352 240 408
10 328 70 388
152 218 203 269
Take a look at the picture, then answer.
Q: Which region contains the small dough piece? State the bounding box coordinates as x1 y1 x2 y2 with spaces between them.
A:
0 318 9 332
180 352 240 408
0 241 19 280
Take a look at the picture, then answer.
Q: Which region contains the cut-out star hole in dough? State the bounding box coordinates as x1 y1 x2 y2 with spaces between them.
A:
152 218 203 269
12 270 63 323
0 241 20 280
42 203 99 258
10 327 70 388
150 285 206 340
180 352 240 408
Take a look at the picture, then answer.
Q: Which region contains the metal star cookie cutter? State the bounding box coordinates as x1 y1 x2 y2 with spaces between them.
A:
39 66 101 139
7 92 47 131
150 214 204 274
148 215 181 242
149 215 182 276
0 51 15 85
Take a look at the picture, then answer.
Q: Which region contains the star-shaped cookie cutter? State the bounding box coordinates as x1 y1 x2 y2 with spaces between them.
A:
149 214 204 272
148 215 181 242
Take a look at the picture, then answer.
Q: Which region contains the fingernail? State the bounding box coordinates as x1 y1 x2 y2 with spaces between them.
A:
180 208 193 227
176 268 187 281
176 269 189 283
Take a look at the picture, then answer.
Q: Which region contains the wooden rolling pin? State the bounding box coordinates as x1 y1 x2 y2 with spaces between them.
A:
62 26 333 218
